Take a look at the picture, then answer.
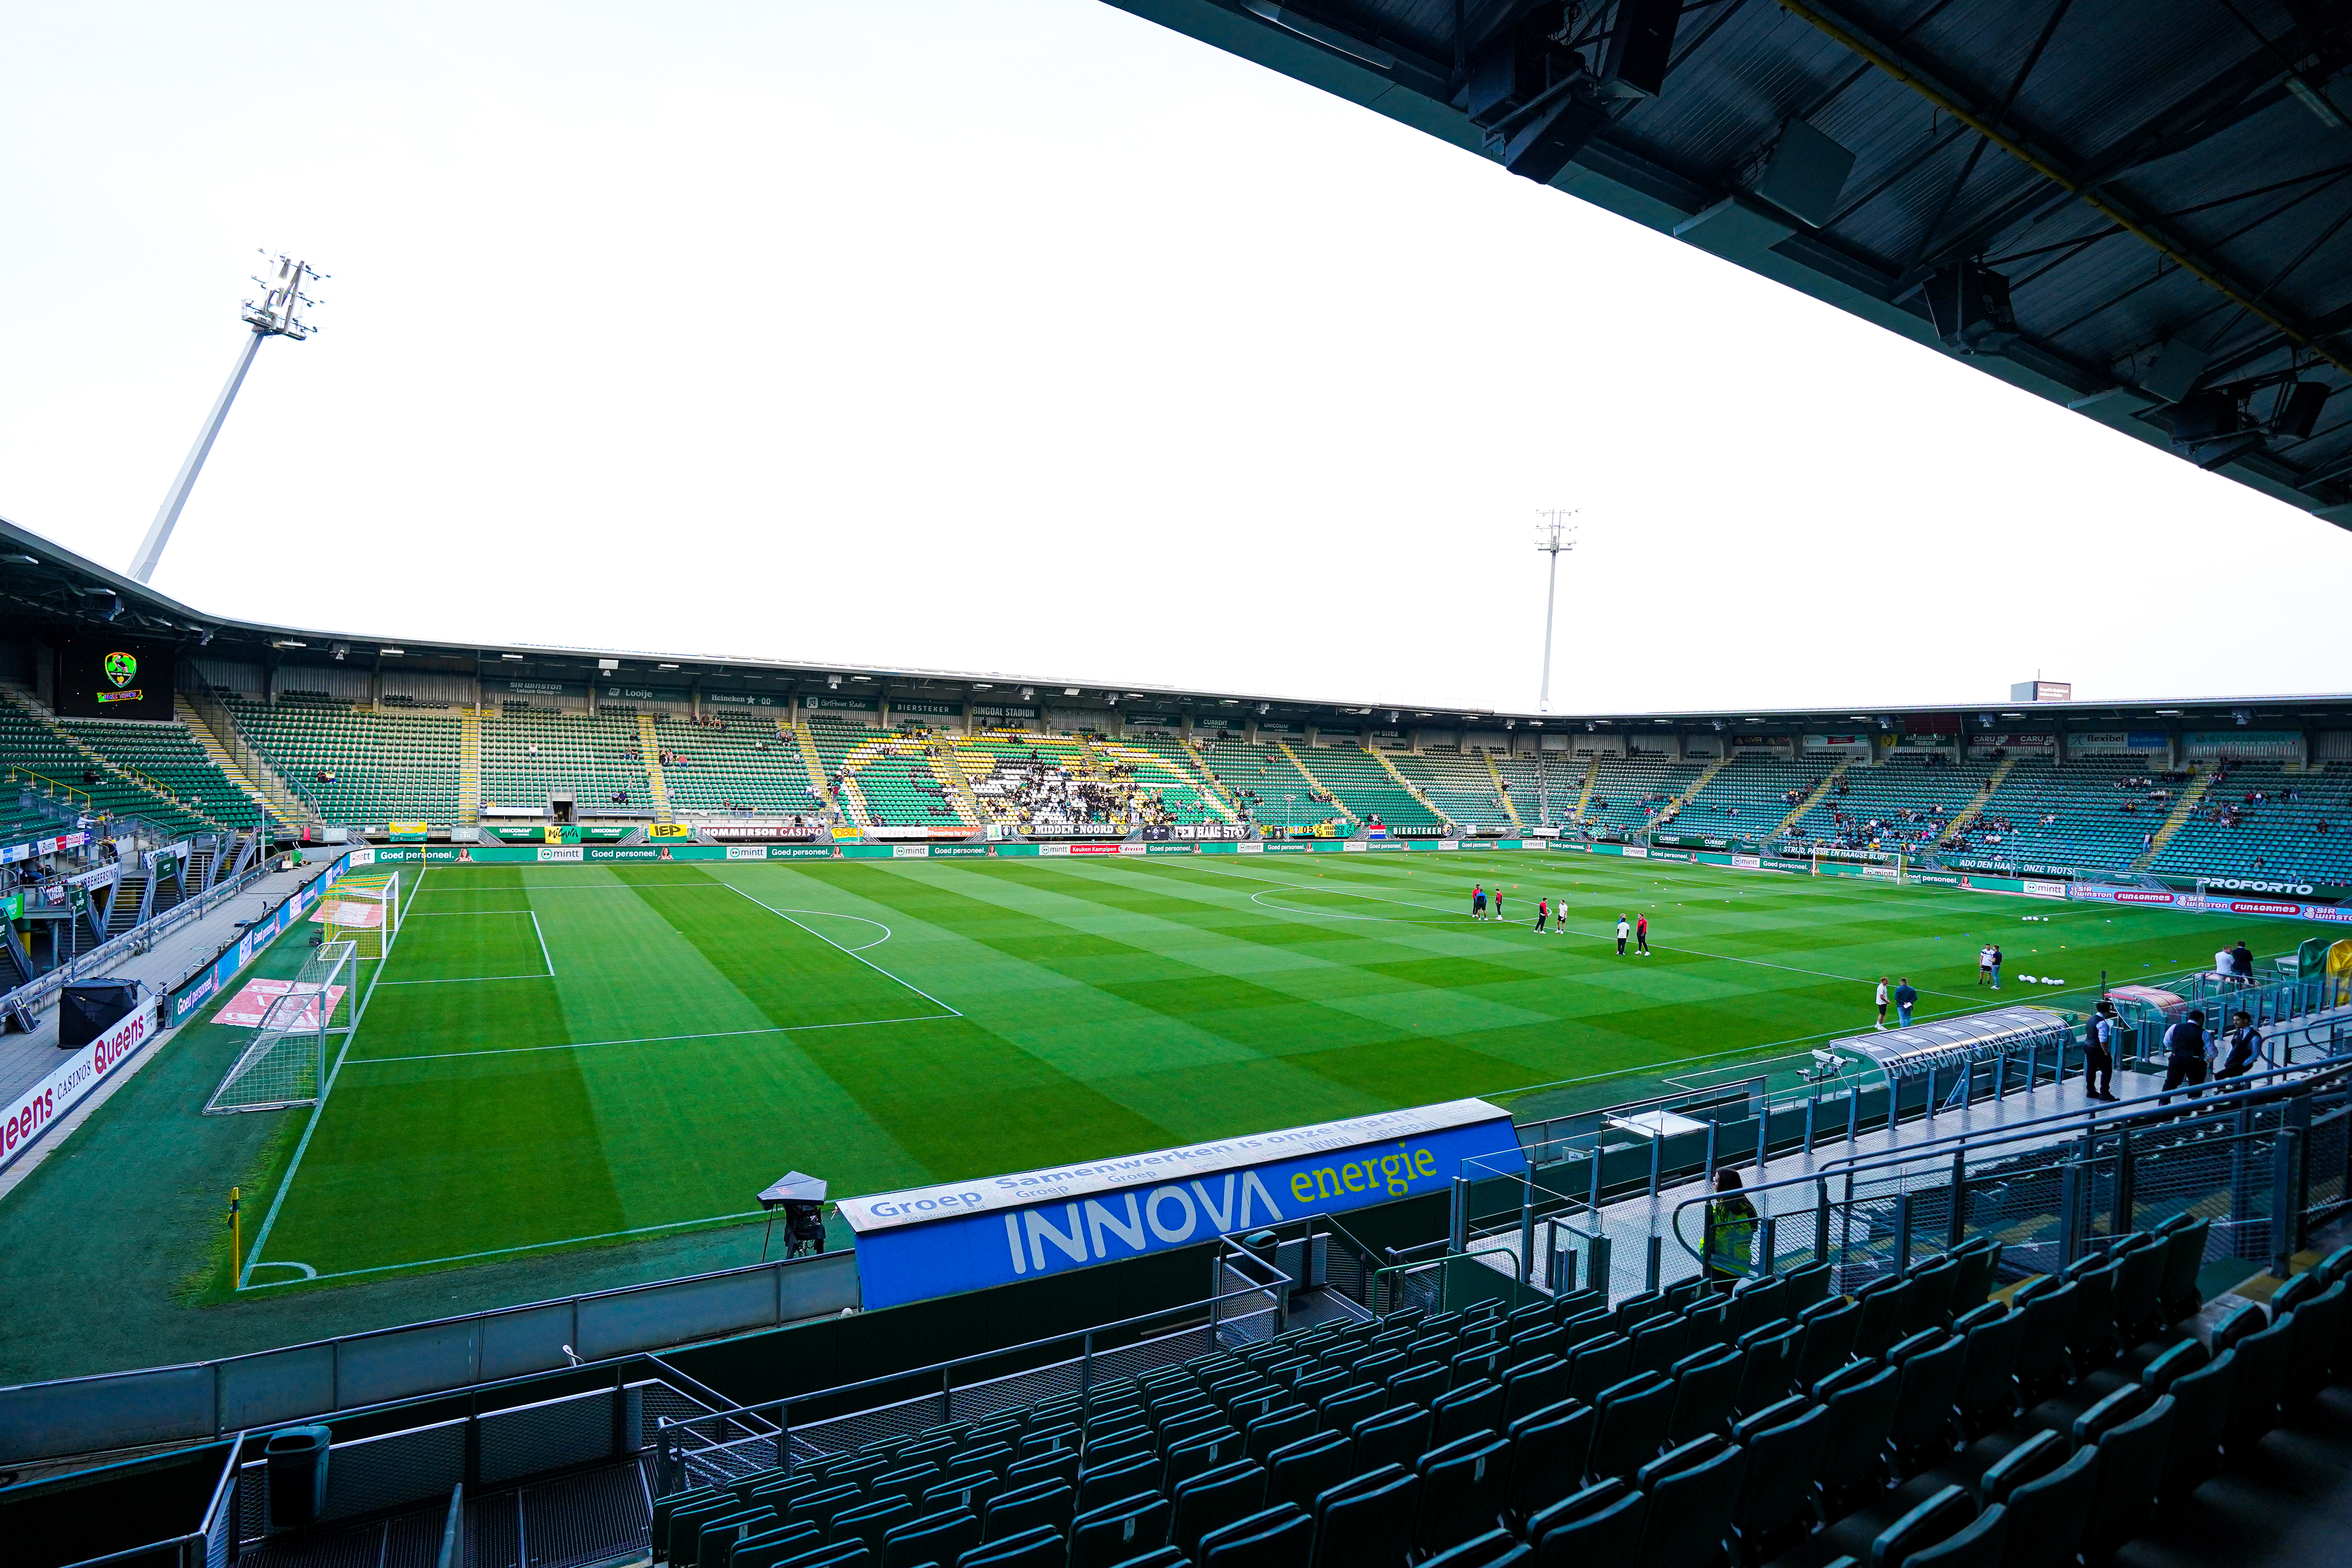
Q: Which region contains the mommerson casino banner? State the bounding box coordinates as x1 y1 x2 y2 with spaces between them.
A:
52 636 178 721
839 1100 1526 1309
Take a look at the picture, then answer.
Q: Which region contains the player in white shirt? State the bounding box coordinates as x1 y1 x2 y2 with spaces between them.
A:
1616 915 1630 955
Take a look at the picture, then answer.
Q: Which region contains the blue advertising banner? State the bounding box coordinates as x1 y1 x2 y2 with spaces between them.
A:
840 1100 1525 1310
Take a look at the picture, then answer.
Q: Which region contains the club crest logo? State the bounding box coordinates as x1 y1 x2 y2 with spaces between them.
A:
104 652 137 688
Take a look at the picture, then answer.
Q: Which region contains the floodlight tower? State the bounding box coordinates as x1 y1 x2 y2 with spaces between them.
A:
1534 509 1579 712
128 255 325 584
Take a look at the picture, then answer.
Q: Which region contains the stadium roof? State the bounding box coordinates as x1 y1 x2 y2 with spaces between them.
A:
1107 0 2352 527
4 513 2345 734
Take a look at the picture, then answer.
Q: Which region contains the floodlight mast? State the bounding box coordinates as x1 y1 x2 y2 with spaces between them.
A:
1534 510 1578 713
128 255 324 584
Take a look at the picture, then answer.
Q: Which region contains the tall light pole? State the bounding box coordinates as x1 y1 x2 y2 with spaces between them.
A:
1534 510 1579 712
130 255 325 584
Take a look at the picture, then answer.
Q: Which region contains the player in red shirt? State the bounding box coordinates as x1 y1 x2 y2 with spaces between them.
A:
1636 914 1650 954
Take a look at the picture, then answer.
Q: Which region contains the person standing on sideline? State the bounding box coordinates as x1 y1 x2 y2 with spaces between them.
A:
2086 1000 2120 1101
2214 942 2236 981
1704 1167 1758 1284
1989 945 2003 989
1636 914 1650 954
2160 1008 2212 1102
2218 1010 2265 1078
1493 889 1504 923
1616 914 1630 955
2231 940 2255 982
1875 977 1890 1030
1472 884 1486 921
1534 898 1548 934
1894 977 1918 1027
1978 945 1994 987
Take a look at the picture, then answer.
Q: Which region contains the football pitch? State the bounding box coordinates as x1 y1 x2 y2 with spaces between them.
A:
234 851 2329 1288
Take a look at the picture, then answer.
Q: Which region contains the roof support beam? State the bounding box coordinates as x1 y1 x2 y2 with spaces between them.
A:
1771 0 2352 379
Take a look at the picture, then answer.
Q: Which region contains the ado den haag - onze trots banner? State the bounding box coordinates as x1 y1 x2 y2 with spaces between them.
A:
838 1099 1526 1310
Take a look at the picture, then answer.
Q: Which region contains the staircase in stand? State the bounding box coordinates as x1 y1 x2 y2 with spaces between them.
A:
2132 763 2214 870
106 875 148 936
1653 754 1732 830
1571 755 1602 822
1372 746 1453 831
1935 755 2021 849
928 739 984 827
1481 750 1524 830
1180 736 1242 816
789 720 833 809
458 709 483 826
177 697 299 826
1772 757 1856 838
637 715 674 824
1273 740 1357 826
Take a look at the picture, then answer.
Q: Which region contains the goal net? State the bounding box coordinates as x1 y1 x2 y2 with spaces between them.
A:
315 872 403 961
204 940 356 1114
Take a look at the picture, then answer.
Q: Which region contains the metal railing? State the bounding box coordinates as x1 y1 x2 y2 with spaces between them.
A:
1660 1061 2352 1300
650 1278 1283 1495
0 850 285 1025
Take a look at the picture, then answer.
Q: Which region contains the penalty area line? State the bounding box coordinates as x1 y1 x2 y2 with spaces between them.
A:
347 1013 954 1064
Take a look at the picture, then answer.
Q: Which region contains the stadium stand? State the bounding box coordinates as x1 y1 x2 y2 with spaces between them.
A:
478 706 653 814
1490 753 1590 828
55 718 254 826
2153 762 2352 884
1389 750 1516 830
1295 744 1445 831
223 695 463 826
637 1213 2352 1568
1783 754 1993 855
1102 738 1236 827
1579 754 1706 836
1663 754 1821 839
845 740 972 829
659 715 825 818
0 695 224 837
1947 753 2164 871
1195 739 1347 832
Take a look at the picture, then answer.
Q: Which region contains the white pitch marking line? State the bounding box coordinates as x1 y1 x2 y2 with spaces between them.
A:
245 1211 770 1287
347 1014 953 1064
717 880 963 1018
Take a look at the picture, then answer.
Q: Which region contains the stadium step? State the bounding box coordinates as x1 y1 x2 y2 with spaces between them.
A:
1571 753 1602 822
1370 744 1452 830
1273 739 1359 826
1771 757 1855 837
458 709 483 825
1655 753 1732 829
1481 750 1525 829
1934 753 2021 847
789 720 834 816
637 715 674 823
177 696 300 827
1181 735 1243 815
926 739 984 827
2133 762 2215 870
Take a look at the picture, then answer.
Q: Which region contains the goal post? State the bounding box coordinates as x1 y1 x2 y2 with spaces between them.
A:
204 940 357 1114
317 871 402 962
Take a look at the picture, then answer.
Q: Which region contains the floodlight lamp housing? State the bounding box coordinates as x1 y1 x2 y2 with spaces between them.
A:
242 255 322 340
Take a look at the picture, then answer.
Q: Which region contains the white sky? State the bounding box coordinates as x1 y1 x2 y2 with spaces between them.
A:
3 1 2347 716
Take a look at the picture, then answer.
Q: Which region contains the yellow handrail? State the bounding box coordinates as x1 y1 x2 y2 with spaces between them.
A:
6 766 95 812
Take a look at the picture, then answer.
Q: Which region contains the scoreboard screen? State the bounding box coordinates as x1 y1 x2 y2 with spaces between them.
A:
54 636 177 721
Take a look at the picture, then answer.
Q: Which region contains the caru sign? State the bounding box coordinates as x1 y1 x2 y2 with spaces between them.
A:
840 1099 1524 1309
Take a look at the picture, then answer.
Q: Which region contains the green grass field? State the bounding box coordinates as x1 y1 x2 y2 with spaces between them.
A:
234 850 2338 1289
